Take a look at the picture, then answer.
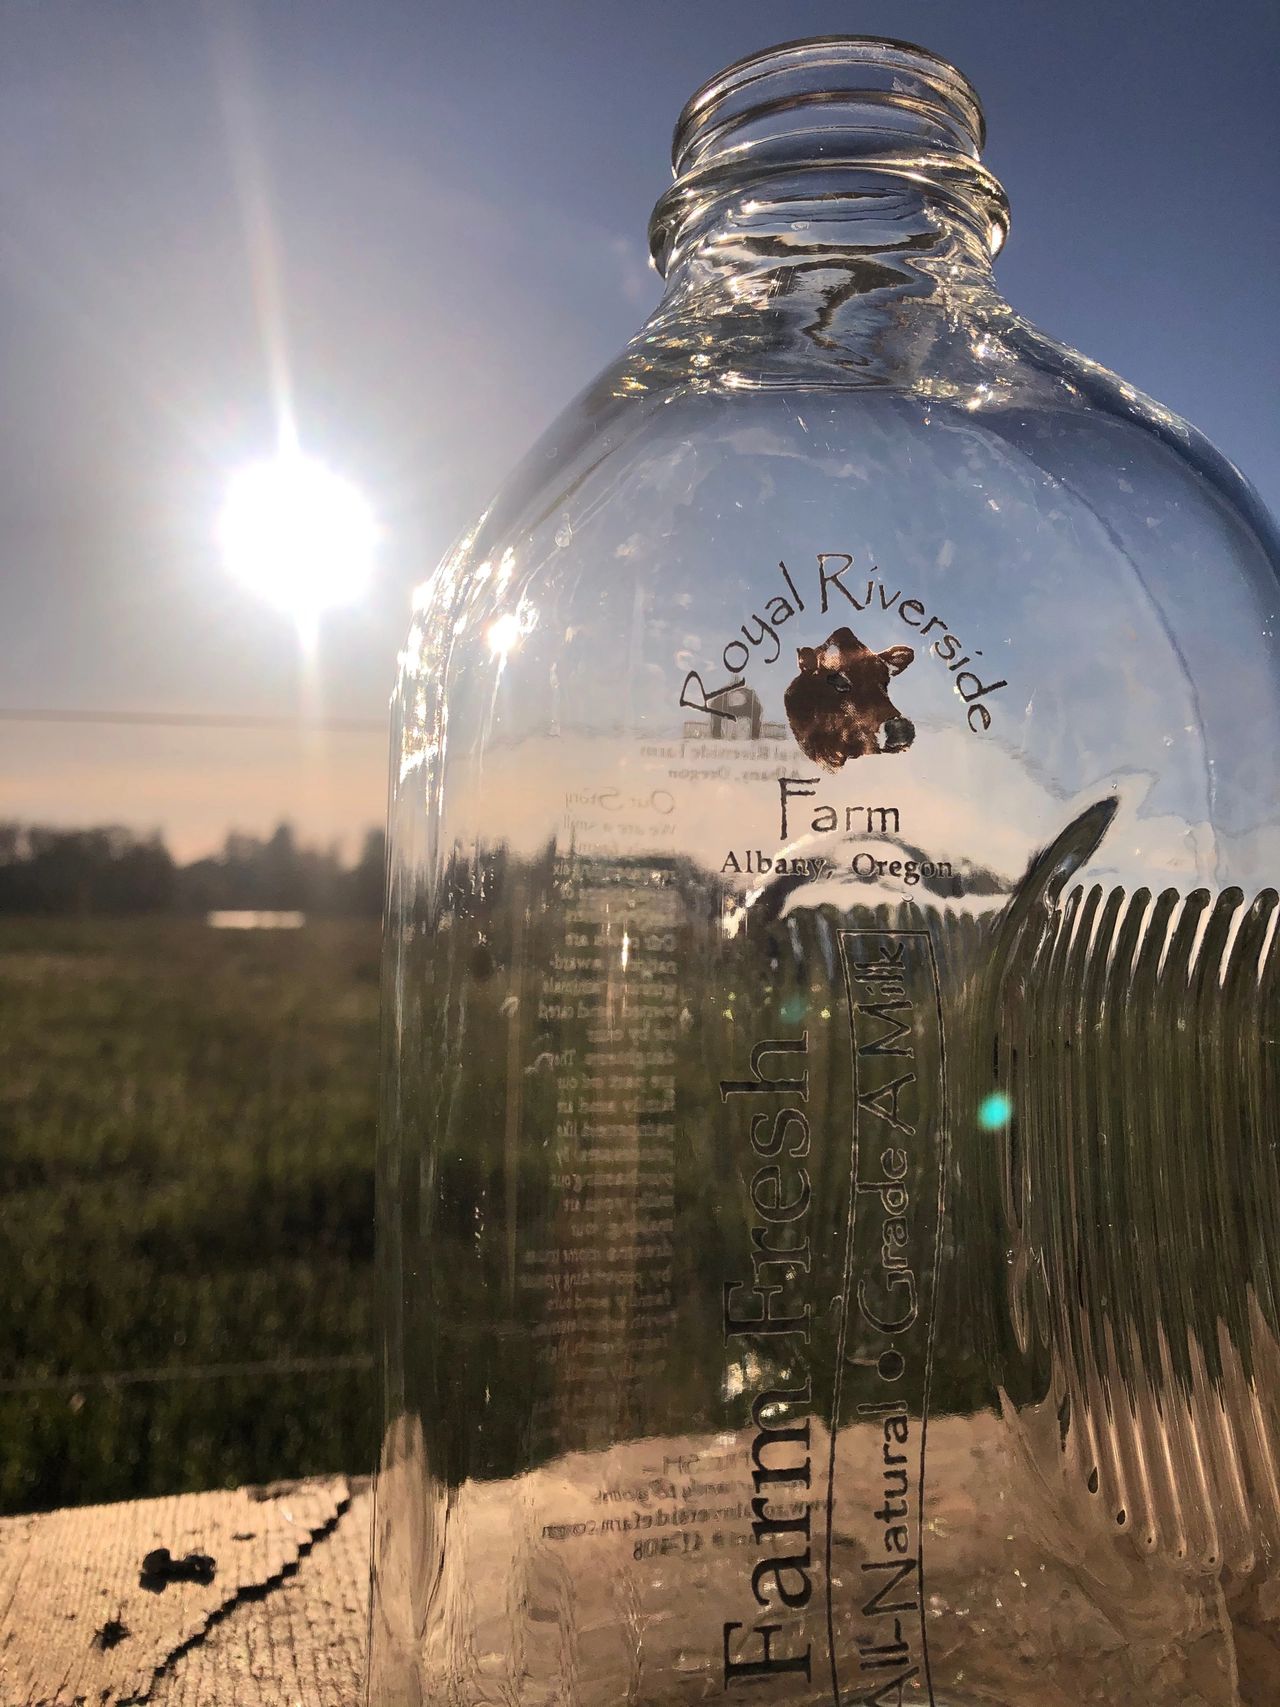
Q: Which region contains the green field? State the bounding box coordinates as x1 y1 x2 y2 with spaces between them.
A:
0 916 380 1514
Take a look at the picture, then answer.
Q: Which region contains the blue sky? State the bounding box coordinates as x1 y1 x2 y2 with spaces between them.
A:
1 0 1276 853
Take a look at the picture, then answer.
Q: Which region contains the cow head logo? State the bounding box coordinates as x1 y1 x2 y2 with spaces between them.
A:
784 626 916 769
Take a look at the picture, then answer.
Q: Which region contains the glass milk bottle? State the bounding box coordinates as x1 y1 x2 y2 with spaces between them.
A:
370 36 1280 1707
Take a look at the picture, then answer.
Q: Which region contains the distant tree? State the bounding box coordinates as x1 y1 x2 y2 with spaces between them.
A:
176 854 230 915
109 831 176 913
348 829 387 917
0 825 174 915
260 823 303 909
0 820 385 917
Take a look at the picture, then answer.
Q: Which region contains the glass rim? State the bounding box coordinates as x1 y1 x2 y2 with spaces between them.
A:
671 35 989 169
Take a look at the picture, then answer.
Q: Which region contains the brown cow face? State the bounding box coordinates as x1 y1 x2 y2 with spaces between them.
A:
784 627 916 769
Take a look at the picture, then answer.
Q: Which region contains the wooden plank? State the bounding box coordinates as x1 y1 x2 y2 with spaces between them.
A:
149 1485 370 1707
0 1476 356 1707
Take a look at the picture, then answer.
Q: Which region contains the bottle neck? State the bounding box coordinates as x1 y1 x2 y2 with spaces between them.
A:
638 38 1011 383
657 162 1002 295
643 167 1007 387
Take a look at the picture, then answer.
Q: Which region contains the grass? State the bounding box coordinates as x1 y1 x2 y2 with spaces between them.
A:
0 916 380 1514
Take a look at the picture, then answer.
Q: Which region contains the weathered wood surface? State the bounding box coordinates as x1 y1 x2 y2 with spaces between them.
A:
0 1475 368 1707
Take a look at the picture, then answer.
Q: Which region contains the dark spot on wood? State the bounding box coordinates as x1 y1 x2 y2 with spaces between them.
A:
231 1531 256 1541
93 1618 129 1650
139 1546 217 1591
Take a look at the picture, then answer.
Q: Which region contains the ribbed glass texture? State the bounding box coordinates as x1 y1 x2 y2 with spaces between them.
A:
370 37 1280 1707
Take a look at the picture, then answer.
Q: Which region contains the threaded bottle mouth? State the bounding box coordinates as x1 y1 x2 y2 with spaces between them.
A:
650 36 1008 275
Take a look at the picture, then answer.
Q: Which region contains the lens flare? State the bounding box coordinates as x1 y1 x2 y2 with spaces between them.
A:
978 1091 1013 1130
486 612 523 659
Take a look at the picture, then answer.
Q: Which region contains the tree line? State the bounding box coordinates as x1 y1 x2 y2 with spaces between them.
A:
0 822 386 916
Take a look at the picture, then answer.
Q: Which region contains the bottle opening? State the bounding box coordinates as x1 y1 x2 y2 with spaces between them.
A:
650 36 1009 275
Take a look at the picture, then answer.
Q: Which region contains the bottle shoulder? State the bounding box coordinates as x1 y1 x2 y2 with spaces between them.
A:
993 314 1280 566
456 312 1280 597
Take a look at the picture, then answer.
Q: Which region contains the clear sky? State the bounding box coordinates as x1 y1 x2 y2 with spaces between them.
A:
1 0 1276 858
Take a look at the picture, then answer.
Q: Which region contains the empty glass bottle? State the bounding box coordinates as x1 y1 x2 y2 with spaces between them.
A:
370 37 1280 1707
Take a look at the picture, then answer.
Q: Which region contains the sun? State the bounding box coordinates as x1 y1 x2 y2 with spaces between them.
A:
217 451 376 630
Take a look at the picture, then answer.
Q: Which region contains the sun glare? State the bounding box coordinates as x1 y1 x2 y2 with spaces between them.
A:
217 452 376 630
486 611 523 659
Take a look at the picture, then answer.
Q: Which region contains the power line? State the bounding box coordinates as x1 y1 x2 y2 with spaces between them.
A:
0 1353 376 1395
0 707 386 734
